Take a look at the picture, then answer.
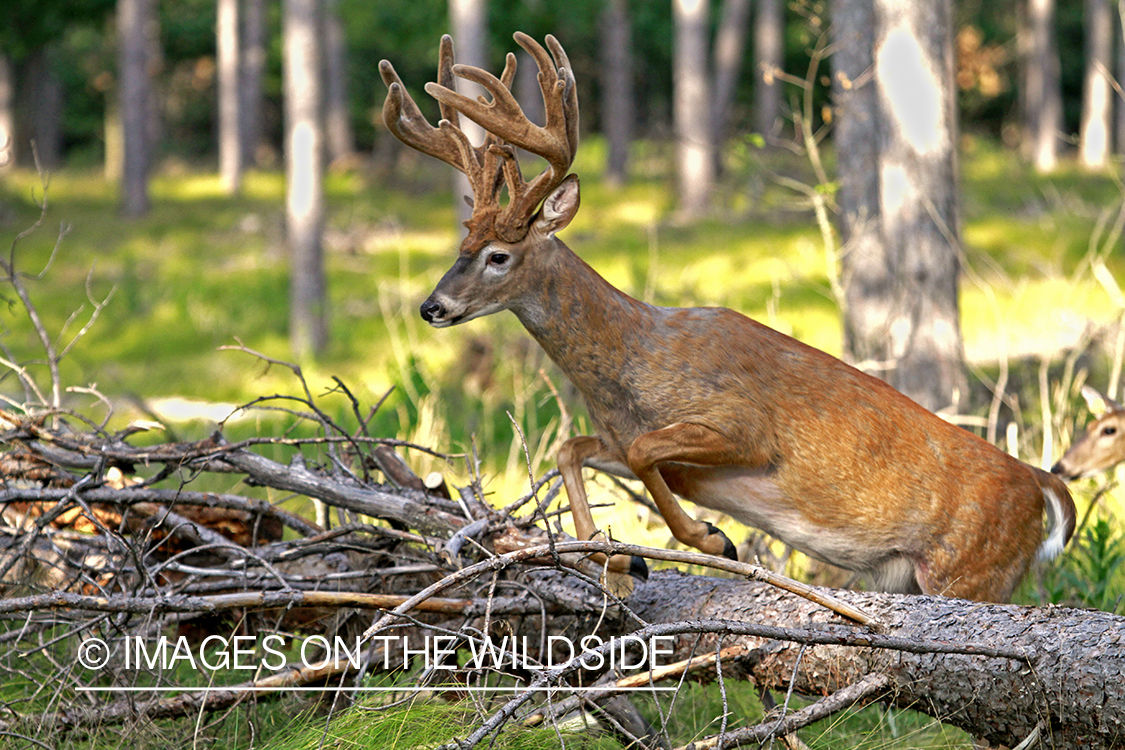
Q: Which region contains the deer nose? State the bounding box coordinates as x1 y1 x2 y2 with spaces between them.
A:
420 298 445 323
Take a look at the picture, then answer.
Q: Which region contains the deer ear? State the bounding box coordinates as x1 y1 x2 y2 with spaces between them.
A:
1080 385 1122 416
533 175 580 237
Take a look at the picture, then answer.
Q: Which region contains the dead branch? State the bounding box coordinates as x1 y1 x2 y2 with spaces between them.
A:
0 589 475 616
673 673 892 750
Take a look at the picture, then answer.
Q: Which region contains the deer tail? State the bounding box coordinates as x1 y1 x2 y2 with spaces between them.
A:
1036 470 1077 562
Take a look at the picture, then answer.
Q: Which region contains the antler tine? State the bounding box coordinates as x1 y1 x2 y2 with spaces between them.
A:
435 35 460 127
427 37 575 178
384 32 579 247
543 34 579 158
497 51 518 100
379 54 467 173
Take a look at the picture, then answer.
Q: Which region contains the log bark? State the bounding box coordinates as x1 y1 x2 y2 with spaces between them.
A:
610 569 1125 749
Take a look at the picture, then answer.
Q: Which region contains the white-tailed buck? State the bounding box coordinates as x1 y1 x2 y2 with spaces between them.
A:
1053 385 1125 481
380 32 1076 602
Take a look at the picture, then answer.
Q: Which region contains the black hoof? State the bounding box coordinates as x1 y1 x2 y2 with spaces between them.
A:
705 522 739 561
629 554 650 581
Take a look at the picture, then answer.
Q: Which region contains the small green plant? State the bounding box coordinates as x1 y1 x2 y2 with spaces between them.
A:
258 699 626 750
1044 513 1125 613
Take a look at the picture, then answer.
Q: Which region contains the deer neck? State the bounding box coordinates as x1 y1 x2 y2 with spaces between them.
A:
512 241 652 391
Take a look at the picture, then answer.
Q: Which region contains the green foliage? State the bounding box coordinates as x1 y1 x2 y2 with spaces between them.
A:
0 0 112 61
1040 512 1125 614
247 681 973 750
257 699 624 750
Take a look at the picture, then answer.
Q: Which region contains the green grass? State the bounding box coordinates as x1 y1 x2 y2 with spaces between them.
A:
258 699 626 750
246 681 973 750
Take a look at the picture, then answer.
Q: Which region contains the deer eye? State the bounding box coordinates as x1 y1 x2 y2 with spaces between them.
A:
1103 426 1117 437
487 251 510 267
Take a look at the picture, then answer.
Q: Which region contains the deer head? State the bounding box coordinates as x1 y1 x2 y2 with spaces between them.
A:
379 33 580 328
1053 385 1125 480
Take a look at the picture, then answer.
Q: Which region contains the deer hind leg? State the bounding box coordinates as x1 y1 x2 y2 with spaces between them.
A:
557 436 647 578
626 423 739 561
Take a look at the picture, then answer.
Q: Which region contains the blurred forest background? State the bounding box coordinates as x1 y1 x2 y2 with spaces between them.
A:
1 0 1124 603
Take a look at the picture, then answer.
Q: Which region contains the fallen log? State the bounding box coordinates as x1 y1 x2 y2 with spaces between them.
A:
612 567 1125 749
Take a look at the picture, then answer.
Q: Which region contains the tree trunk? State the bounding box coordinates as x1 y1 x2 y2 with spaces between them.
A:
599 0 633 187
283 0 328 357
117 0 153 217
448 0 488 232
1080 0 1113 169
514 51 545 128
1026 0 1063 172
872 0 966 413
324 0 355 165
12 49 66 170
145 4 163 183
613 569 1125 749
673 0 714 220
833 0 886 374
1118 3 1125 155
711 0 750 169
0 55 12 169
218 0 243 194
241 0 266 168
753 0 783 140
27 49 64 170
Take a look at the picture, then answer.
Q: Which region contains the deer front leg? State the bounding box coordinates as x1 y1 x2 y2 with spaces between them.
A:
557 435 648 578
626 423 740 561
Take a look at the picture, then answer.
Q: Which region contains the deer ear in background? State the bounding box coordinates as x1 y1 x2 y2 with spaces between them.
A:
1080 384 1123 417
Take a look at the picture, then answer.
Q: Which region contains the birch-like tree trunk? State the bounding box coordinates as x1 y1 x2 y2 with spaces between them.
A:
117 0 153 217
673 0 714 219
448 0 488 231
1080 0 1113 169
27 48 64 170
600 0 634 187
754 0 783 140
872 0 966 413
324 0 355 164
711 0 750 166
241 0 266 167
0 55 12 168
1027 0 1063 172
283 0 327 357
1118 4 1125 155
218 0 243 194
833 0 888 374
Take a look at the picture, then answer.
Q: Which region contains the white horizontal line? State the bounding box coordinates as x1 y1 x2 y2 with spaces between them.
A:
76 685 676 693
